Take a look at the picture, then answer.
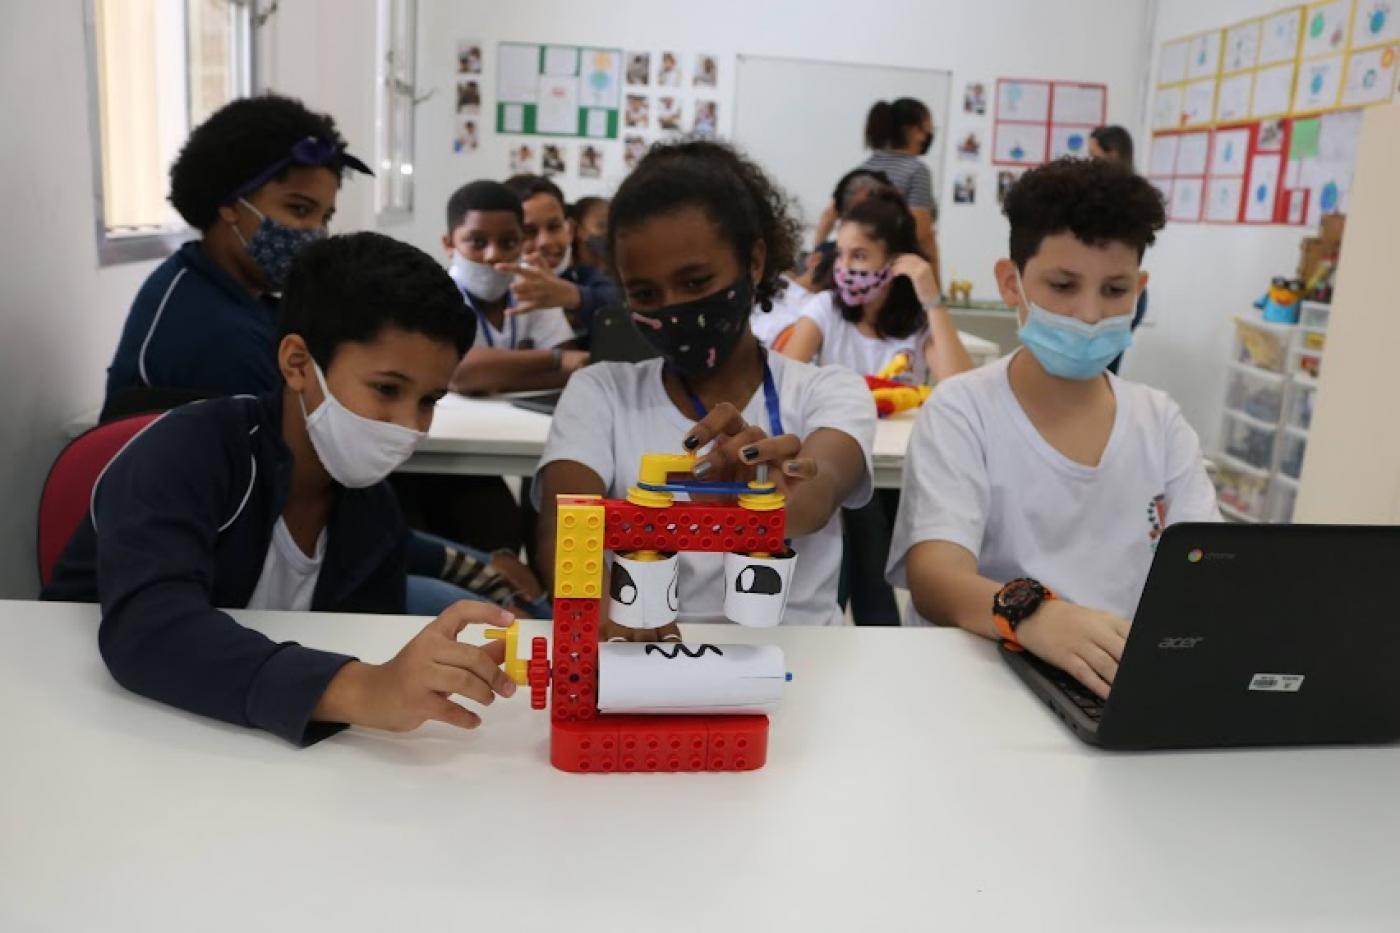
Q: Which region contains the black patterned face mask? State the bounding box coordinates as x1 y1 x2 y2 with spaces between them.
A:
630 275 752 378
232 198 326 292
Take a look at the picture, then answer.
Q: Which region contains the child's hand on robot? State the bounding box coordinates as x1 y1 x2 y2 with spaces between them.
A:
682 401 816 496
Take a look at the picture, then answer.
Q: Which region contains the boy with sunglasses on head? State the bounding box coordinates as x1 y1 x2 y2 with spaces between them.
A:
887 159 1219 699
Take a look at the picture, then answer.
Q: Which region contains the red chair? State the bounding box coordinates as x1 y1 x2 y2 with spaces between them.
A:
37 413 161 587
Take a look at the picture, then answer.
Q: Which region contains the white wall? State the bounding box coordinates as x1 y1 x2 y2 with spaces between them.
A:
407 0 1154 296
1123 0 1330 452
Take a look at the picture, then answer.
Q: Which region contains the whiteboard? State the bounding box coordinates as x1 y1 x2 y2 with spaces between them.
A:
733 54 951 237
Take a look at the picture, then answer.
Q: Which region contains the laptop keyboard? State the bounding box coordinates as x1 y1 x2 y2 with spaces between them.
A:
1028 655 1106 721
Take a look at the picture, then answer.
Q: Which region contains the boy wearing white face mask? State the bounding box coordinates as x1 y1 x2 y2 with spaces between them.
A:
44 233 518 746
442 180 589 395
886 159 1219 700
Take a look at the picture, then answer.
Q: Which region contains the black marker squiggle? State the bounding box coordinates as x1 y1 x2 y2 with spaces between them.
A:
644 644 724 659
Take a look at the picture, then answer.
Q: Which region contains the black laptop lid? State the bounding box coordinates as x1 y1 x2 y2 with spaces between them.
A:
1098 523 1400 749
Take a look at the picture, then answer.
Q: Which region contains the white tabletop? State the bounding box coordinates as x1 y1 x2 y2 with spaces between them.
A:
4 600 1397 932
404 393 917 489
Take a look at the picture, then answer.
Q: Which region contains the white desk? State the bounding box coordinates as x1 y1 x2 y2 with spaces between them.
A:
403 394 918 489
4 600 1398 932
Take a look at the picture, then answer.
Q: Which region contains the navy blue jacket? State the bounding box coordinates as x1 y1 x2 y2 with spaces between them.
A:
105 241 281 407
561 264 619 335
43 392 408 746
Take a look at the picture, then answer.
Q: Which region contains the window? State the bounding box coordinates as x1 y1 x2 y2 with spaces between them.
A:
375 0 417 218
84 0 254 264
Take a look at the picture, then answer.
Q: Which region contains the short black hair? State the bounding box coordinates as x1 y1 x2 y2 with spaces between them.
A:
865 98 931 150
569 196 608 223
280 232 474 368
1003 158 1165 270
445 180 523 234
832 167 894 214
608 139 800 312
169 94 349 230
503 173 566 210
828 188 926 340
1090 125 1135 165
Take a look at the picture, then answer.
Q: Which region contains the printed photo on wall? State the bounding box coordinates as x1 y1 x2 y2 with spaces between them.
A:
624 134 648 170
658 51 682 86
964 82 987 115
996 170 1018 205
456 79 481 114
657 96 683 131
693 100 718 137
453 119 479 154
625 94 650 128
509 144 537 175
625 52 651 86
542 144 566 177
957 131 982 161
580 144 603 179
694 53 719 87
953 172 977 204
457 41 482 75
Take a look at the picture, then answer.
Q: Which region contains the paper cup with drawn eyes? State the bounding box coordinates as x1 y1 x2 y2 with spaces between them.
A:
608 552 680 630
723 549 797 628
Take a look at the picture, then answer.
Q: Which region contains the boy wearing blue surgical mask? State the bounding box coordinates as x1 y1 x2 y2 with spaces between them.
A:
45 234 518 746
886 159 1219 700
104 94 371 416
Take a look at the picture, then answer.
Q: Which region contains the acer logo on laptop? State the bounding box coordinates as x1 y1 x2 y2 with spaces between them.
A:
1158 636 1206 649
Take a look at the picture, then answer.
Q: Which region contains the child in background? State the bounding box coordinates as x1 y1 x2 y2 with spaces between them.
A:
887 159 1219 696
569 196 610 271
443 180 588 395
503 175 620 340
533 141 876 638
782 188 972 625
45 233 517 746
103 94 371 415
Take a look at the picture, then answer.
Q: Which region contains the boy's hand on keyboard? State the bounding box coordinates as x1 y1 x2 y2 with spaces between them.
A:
315 602 518 732
1014 600 1130 700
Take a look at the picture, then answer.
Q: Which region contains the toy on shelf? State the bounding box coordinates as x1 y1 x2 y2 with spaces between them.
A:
491 453 796 773
946 279 973 304
1255 276 1304 324
865 352 932 418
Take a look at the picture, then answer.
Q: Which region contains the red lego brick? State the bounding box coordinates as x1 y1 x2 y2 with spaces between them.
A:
550 597 599 722
551 714 769 773
601 500 785 554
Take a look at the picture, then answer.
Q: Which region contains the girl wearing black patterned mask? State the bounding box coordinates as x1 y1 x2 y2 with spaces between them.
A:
533 140 877 640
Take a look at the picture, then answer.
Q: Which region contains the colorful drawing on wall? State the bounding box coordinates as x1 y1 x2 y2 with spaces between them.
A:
1210 127 1252 177
1176 131 1212 175
1048 125 1090 159
496 42 622 139
993 78 1106 166
1170 177 1205 221
1205 176 1245 222
997 80 1051 121
1153 85 1184 129
1294 56 1344 110
1352 0 1400 48
1261 8 1305 64
1340 44 1400 106
1187 30 1224 79
992 122 1048 164
1244 152 1283 222
1182 78 1218 126
579 49 621 109
1301 0 1350 58
1216 72 1255 122
1224 19 1262 72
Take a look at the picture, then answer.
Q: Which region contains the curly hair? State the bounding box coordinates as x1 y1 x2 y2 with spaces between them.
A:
280 232 474 367
607 139 800 312
1003 158 1165 269
169 94 349 230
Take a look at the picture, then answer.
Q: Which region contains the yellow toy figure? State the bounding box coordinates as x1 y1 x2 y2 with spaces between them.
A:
947 279 973 304
865 351 932 417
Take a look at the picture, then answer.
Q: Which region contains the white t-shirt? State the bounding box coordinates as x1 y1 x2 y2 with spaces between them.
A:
245 518 327 612
750 276 814 347
534 353 877 626
801 291 930 384
887 352 1221 624
465 295 574 352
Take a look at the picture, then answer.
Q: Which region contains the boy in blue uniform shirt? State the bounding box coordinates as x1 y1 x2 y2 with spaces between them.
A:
104 94 371 414
46 233 517 745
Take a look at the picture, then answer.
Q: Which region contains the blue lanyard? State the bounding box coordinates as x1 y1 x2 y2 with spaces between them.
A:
462 290 517 349
675 355 785 437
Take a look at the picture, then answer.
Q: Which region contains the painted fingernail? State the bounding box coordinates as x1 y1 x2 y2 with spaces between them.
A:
740 445 759 462
782 461 804 476
692 460 712 477
683 435 700 451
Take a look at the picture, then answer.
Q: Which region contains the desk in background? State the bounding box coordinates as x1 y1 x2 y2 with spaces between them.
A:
4 600 1398 932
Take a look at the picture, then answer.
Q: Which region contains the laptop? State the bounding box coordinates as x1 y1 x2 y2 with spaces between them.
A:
510 304 659 415
1003 523 1400 750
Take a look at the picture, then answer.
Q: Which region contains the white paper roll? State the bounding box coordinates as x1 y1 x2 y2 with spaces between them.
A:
609 552 680 630
723 550 797 628
596 643 788 715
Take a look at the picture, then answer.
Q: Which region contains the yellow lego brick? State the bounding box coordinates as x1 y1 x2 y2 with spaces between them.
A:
554 498 606 599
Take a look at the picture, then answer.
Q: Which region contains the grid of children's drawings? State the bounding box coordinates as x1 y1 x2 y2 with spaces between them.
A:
621 50 723 172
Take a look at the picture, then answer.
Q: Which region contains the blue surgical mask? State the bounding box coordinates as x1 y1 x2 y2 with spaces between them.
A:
233 199 326 292
1014 270 1133 380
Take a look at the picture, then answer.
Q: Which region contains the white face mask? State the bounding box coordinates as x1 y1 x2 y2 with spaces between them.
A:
448 250 513 302
552 245 572 275
300 361 425 488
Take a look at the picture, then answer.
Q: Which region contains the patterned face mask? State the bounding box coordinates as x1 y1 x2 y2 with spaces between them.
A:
630 275 753 378
232 199 326 292
833 262 893 307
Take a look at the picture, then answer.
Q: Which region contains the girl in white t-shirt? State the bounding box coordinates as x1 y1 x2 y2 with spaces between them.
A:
782 188 973 384
534 140 876 639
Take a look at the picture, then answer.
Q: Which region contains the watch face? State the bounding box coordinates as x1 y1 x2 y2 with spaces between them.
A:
998 578 1044 621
